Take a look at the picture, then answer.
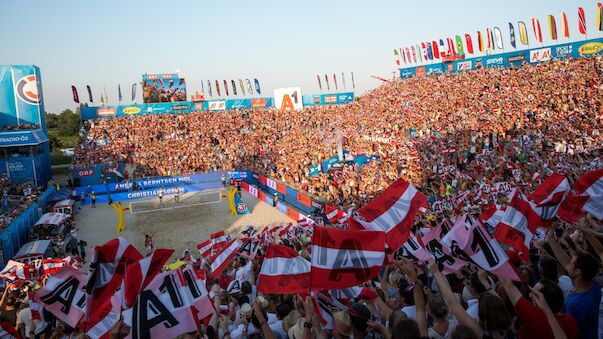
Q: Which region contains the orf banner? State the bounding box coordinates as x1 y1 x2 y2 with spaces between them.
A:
0 65 46 129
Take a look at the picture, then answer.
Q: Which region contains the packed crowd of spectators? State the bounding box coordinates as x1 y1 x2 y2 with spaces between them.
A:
5 55 599 338
75 57 603 212
0 176 42 231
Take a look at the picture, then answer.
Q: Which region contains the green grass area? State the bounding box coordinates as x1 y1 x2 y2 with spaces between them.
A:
48 128 78 148
50 151 72 165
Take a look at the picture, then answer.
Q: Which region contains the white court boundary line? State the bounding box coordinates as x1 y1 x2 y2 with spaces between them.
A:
131 200 222 214
128 188 224 214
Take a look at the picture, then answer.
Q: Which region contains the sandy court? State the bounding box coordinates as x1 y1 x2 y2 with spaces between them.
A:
75 189 293 261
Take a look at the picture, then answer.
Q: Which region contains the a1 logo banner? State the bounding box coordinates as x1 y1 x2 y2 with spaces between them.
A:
34 267 87 328
241 225 258 238
123 268 211 339
227 278 244 294
238 238 261 260
421 225 466 275
442 215 520 281
393 234 433 262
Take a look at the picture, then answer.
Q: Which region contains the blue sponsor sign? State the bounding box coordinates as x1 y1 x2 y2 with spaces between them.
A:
72 163 125 187
302 92 355 107
81 98 274 120
308 164 321 177
0 129 48 147
75 171 231 196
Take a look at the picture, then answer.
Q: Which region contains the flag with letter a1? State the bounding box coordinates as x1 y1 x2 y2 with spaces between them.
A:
122 268 210 339
310 226 385 290
35 267 87 328
421 223 466 275
258 243 311 294
354 178 427 251
443 215 520 280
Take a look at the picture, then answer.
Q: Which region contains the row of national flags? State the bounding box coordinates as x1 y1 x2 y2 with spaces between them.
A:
394 4 603 66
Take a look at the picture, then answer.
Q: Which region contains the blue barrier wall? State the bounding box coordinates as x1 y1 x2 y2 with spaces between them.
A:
73 163 125 186
399 38 603 78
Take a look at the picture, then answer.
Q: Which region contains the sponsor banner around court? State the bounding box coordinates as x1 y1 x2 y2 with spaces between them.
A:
72 164 126 187
74 171 251 196
302 92 355 107
399 38 603 78
80 98 275 120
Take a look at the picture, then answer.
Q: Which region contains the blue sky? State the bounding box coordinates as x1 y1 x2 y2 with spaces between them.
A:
0 0 602 113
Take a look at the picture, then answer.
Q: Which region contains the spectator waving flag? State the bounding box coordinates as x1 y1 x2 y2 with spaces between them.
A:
194 240 210 258
121 249 174 308
257 243 311 294
35 266 87 327
527 173 570 222
85 237 143 323
211 230 228 248
210 240 241 276
421 223 466 275
494 191 542 261
353 178 427 251
559 169 603 221
310 226 385 290
443 215 520 280
121 269 208 339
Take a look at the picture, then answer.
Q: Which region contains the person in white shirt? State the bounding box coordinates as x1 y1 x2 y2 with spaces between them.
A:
16 305 41 339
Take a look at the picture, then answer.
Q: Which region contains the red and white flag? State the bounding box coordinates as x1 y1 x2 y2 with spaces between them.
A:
325 205 348 224
354 178 427 251
86 292 121 339
210 240 241 276
528 173 570 221
85 238 143 322
181 266 214 321
561 169 603 220
494 192 542 261
311 226 385 290
35 267 87 328
211 230 228 247
258 243 311 294
443 215 520 280
42 258 67 277
479 204 507 228
0 260 30 281
122 249 174 309
196 240 212 258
